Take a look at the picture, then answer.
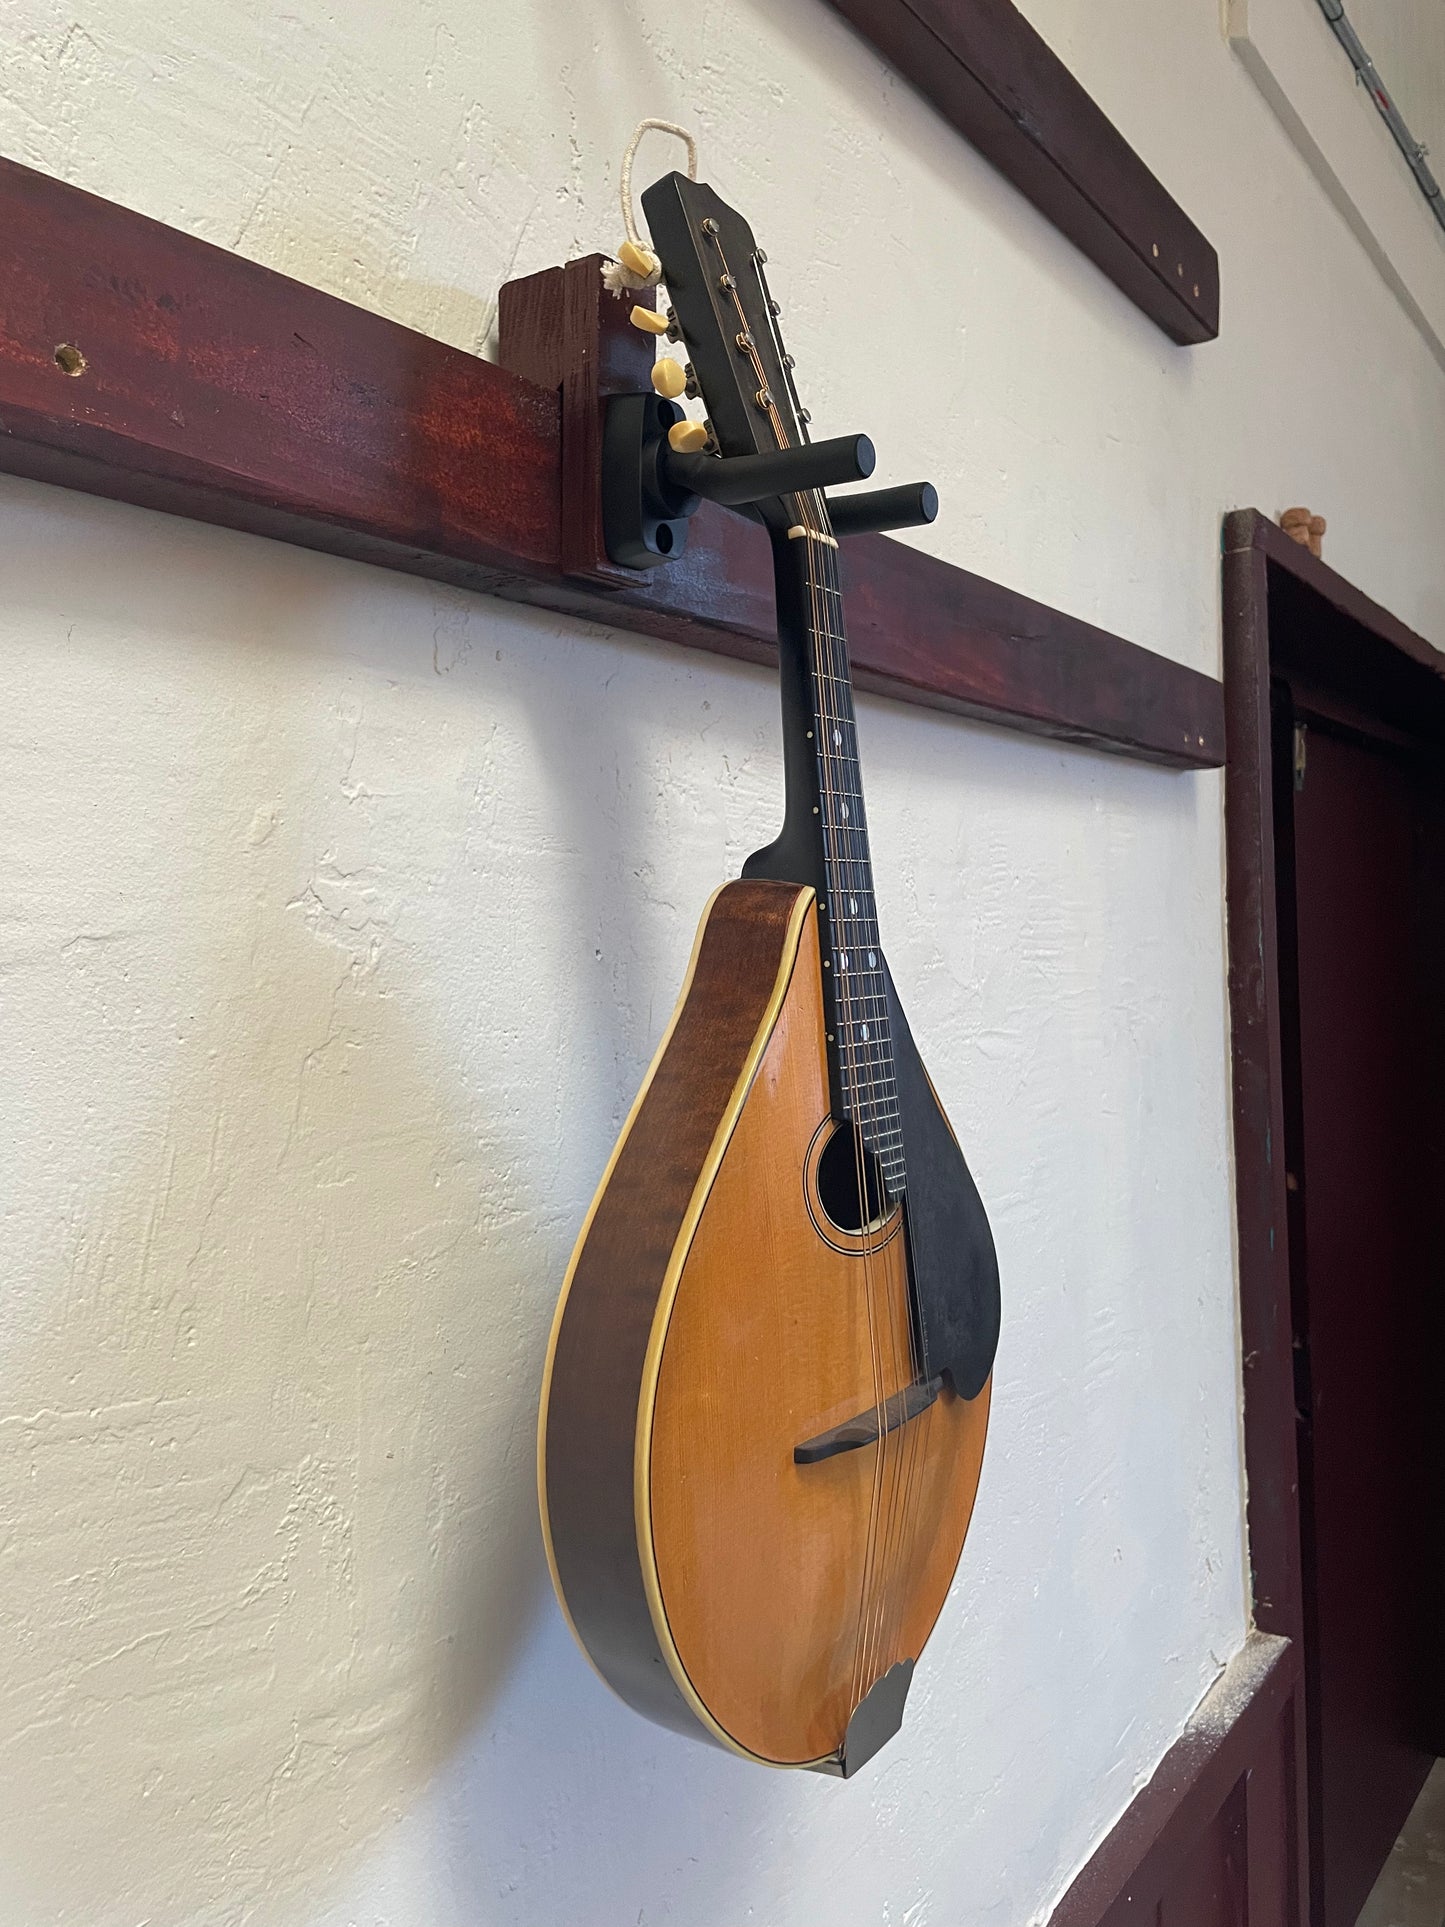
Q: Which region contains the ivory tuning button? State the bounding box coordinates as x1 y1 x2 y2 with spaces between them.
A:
651 358 688 400
630 305 671 335
617 238 660 282
667 419 710 454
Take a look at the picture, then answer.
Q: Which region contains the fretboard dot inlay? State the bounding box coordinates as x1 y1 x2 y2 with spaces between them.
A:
798 518 907 1199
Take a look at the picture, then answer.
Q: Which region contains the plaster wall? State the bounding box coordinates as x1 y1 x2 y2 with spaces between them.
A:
0 3 1441 1924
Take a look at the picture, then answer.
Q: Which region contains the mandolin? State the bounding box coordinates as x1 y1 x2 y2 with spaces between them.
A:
538 168 1001 1777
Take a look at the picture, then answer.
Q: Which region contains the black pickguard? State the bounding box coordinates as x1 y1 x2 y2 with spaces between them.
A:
741 520 999 1400
745 824 1000 1400
884 960 1000 1401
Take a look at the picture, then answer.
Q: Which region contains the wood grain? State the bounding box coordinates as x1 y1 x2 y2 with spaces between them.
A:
825 0 1219 344
648 901 989 1763
1220 520 1303 1651
496 256 655 585
0 155 1225 771
541 880 989 1764
0 157 560 587
541 879 808 1743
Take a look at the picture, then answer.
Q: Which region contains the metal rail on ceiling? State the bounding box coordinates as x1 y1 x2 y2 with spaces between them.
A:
1315 0 1445 237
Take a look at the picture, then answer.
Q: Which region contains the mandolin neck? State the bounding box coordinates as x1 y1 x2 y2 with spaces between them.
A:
754 518 906 1197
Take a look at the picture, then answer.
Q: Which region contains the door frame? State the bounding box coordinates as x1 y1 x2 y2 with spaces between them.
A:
1050 510 1445 1924
1223 508 1445 1924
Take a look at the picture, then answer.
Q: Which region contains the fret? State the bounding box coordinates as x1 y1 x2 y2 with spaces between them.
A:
797 543 910 1200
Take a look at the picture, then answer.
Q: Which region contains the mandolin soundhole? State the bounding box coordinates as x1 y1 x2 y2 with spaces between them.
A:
814 1121 888 1235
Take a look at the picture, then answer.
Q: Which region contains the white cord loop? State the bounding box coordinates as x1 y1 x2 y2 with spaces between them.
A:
602 119 699 292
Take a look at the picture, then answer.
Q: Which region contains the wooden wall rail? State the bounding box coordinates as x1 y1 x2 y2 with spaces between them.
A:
0 155 1223 770
825 0 1220 345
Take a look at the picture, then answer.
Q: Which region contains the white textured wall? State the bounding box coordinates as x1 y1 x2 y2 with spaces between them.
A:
0 4 1442 1925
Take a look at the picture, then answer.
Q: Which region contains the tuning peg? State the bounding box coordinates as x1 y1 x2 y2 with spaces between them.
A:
667 419 710 454
617 239 660 283
630 305 670 335
650 358 688 400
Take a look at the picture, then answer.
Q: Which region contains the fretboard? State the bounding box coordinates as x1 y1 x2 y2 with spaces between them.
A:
795 523 906 1199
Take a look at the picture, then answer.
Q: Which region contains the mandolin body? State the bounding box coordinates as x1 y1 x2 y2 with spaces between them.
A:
539 878 992 1771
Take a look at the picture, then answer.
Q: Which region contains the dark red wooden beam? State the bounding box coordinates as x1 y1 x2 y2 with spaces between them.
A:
0 155 1223 769
826 0 1219 346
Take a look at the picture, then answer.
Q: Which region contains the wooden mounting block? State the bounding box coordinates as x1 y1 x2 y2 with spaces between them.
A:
0 155 1222 770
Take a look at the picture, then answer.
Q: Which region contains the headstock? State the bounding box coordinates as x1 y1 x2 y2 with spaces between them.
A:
599 172 936 568
640 173 810 473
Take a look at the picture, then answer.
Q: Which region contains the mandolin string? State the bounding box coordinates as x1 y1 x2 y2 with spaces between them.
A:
734 256 890 1703
745 328 887 1698
818 510 923 1679
795 490 891 1710
885 1157 936 1659
703 223 895 1716
812 526 913 1694
805 519 889 1698
790 483 894 1707
807 474 934 1681
878 1257 929 1667
827 529 922 1701
803 501 911 1699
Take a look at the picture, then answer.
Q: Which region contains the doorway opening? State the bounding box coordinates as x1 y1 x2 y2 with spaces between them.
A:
1224 512 1445 1927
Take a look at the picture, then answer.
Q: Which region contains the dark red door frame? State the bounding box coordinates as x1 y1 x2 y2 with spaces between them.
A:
1225 511 1445 1927
1049 513 1445 1925
1223 508 1445 1658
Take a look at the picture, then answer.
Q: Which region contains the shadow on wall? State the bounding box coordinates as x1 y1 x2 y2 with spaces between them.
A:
0 771 541 1925
0 472 783 1927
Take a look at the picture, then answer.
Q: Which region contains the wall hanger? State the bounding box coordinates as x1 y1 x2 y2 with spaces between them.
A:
0 155 1223 771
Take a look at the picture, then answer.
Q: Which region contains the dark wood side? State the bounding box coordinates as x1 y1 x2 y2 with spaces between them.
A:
1221 519 1304 1652
542 878 805 1739
0 154 1225 771
496 256 654 586
824 0 1219 344
1418 776 1445 1753
1049 1636 1301 1925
